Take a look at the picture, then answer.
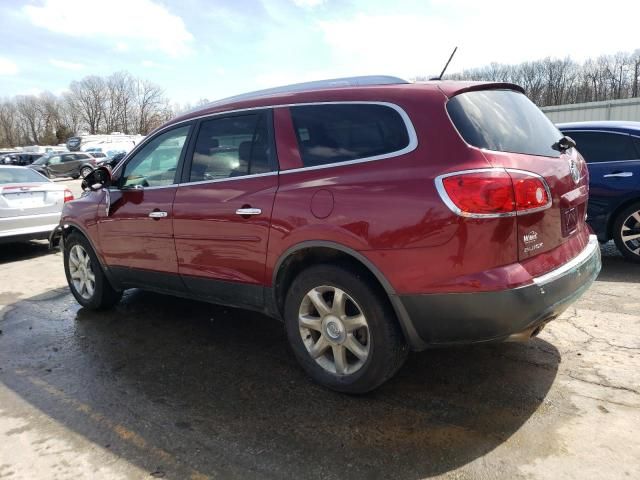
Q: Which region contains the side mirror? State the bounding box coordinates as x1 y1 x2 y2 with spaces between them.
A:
552 135 577 153
81 166 112 191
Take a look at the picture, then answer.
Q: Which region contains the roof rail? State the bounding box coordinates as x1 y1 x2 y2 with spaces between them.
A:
198 75 409 111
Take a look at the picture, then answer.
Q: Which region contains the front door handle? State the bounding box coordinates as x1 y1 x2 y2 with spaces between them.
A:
235 208 262 216
148 211 168 218
604 171 633 178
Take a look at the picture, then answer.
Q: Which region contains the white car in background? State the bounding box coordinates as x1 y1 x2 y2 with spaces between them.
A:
0 166 74 243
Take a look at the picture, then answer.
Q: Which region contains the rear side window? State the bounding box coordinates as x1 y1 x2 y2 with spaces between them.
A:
447 90 562 158
290 104 410 167
188 112 272 182
565 131 638 163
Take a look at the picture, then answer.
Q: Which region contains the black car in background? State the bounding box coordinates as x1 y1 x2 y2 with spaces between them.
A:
2 152 45 166
29 152 96 179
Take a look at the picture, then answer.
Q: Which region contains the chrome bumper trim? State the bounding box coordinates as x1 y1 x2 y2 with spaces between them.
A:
533 234 600 287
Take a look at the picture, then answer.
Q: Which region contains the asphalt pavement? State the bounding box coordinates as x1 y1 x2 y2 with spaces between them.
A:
0 187 638 479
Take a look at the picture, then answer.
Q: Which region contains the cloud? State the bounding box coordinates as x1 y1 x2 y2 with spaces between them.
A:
291 0 326 7
141 60 158 68
317 1 640 77
0 57 19 75
49 59 85 71
24 0 193 57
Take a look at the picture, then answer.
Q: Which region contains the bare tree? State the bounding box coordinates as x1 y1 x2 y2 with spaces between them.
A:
68 76 107 134
134 78 166 134
0 100 19 147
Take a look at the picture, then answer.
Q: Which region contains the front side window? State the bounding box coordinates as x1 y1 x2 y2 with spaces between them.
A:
447 90 562 158
121 125 190 188
565 131 638 163
290 104 410 167
188 113 272 182
48 156 61 165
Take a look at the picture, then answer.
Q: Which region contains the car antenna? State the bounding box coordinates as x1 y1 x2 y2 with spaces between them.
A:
431 47 458 80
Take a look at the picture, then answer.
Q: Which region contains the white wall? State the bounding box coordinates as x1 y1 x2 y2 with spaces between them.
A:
542 98 640 123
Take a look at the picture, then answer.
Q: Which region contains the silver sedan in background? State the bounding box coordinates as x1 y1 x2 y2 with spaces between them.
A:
0 166 73 243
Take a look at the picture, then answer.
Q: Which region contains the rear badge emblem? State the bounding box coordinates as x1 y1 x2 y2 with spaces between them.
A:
569 158 580 184
523 231 538 243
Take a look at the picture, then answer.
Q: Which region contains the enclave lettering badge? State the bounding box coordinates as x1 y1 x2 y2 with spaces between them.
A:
523 230 544 254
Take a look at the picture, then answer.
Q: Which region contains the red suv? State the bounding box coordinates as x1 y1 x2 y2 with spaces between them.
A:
56 76 601 393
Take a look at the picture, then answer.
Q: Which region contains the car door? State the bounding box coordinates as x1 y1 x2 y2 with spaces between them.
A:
172 110 278 309
565 130 640 235
96 124 193 292
46 155 64 176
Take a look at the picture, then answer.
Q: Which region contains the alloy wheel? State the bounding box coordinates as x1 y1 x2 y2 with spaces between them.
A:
620 210 640 257
298 285 370 375
68 244 96 300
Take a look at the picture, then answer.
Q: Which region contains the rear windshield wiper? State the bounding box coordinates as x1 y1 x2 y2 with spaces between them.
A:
552 135 576 153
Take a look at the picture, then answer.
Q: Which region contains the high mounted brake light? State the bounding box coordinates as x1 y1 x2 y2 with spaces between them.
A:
435 168 551 218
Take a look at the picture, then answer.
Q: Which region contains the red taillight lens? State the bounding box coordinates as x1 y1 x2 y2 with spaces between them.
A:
441 171 515 215
510 172 550 212
438 169 550 217
64 189 74 202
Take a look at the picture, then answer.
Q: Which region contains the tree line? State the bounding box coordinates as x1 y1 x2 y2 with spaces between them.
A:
3 49 639 148
435 49 640 107
0 71 174 148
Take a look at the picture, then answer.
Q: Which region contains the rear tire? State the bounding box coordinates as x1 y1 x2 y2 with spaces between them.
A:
612 201 640 263
64 232 122 309
284 264 408 394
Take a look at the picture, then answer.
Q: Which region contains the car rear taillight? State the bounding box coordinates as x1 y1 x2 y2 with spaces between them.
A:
64 189 74 202
436 168 551 218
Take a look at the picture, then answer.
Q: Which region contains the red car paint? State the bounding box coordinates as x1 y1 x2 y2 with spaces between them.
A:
60 80 601 349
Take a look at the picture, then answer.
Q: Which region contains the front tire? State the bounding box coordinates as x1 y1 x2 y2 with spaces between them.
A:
64 232 122 309
612 202 640 263
80 166 93 178
284 264 408 394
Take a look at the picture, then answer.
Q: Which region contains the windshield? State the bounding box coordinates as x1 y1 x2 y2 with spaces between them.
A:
447 90 562 158
0 167 48 184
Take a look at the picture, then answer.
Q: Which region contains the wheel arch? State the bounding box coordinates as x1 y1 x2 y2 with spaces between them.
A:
271 241 427 350
607 196 640 240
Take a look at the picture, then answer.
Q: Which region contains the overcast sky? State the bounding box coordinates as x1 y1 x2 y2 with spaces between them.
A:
1 0 639 104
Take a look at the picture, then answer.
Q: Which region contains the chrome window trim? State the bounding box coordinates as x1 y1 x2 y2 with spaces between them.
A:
108 184 177 192
114 101 418 181
434 167 552 219
177 171 278 188
533 235 599 286
279 101 418 174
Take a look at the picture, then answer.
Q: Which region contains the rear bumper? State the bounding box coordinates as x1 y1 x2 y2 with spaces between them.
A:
397 235 601 349
0 212 61 244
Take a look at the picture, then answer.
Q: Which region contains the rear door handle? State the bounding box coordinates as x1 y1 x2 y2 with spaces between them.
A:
235 208 262 216
148 211 168 218
604 172 633 178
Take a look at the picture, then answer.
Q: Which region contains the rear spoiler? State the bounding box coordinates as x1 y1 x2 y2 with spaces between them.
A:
438 82 525 98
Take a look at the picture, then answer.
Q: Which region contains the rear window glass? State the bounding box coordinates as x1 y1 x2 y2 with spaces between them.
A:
563 131 638 163
447 90 562 158
290 104 410 167
0 168 47 184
